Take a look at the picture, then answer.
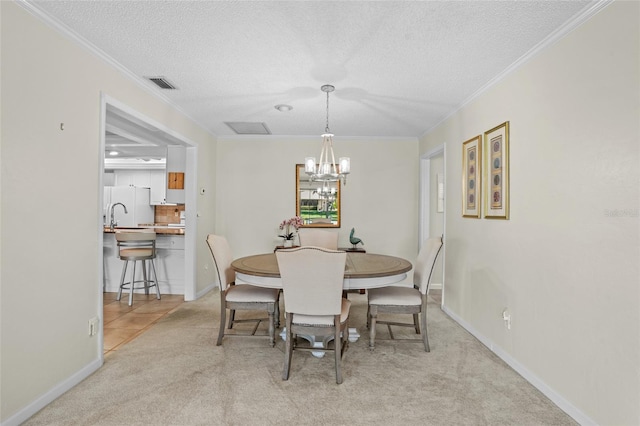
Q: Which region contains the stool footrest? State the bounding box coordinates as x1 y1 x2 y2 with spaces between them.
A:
119 280 159 291
116 258 161 306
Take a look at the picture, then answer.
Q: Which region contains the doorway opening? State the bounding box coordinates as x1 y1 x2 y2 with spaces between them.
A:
98 94 198 357
419 145 446 305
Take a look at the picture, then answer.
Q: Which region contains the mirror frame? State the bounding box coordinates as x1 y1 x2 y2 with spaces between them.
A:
295 164 341 228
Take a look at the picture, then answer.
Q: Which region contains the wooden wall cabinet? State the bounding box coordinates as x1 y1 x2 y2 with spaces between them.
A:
166 146 186 204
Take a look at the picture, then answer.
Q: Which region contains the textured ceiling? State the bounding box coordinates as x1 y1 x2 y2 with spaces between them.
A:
29 0 594 139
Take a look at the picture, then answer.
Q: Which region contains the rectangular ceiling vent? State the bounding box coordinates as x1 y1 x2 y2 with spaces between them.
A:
225 122 271 135
146 76 177 90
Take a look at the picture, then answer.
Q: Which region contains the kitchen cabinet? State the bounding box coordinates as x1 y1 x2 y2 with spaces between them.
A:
103 233 185 295
106 169 174 205
149 169 172 205
104 186 154 227
113 169 152 187
154 235 185 292
104 171 116 186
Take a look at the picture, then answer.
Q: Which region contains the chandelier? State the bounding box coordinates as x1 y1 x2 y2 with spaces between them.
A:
304 84 350 185
316 181 337 201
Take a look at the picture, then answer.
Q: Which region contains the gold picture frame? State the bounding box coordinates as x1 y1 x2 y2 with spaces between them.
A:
462 135 482 218
483 121 510 219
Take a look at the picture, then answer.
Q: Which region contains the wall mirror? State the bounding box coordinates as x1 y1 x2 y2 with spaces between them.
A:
296 164 341 228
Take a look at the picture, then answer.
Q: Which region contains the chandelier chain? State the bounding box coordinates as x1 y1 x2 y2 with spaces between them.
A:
325 89 330 133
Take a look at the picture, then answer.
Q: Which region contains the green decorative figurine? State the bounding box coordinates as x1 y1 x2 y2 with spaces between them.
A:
349 228 364 249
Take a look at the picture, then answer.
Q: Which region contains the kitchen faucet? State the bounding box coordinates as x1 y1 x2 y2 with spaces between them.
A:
109 203 128 230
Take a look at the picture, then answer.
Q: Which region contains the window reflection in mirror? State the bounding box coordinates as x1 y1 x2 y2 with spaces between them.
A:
295 164 340 228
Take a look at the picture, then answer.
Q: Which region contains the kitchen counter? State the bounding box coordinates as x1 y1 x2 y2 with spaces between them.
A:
103 225 185 235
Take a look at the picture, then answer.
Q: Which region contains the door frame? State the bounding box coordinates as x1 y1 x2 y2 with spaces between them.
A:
419 144 446 304
98 93 198 356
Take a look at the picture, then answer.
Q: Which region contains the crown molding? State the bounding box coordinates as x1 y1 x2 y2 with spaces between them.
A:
420 0 614 139
16 0 216 139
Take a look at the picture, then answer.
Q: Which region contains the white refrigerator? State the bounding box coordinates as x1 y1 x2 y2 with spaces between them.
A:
104 186 154 227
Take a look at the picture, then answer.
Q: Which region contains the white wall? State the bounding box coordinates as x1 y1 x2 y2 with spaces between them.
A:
195 135 218 297
216 136 419 265
0 3 217 422
420 2 639 424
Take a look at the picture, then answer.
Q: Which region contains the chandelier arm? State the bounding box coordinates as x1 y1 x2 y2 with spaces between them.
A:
319 139 327 175
329 137 338 175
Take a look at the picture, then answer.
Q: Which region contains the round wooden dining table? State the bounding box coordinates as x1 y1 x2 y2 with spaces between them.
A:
231 252 413 289
231 251 413 354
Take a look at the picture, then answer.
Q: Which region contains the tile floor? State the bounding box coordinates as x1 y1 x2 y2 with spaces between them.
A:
103 292 184 356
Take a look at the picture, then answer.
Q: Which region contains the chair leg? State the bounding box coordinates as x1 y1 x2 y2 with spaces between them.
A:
369 307 377 351
228 309 236 329
216 294 226 346
142 260 150 295
274 299 281 328
150 259 161 300
117 260 128 301
413 313 421 334
343 322 349 356
268 306 275 348
283 314 293 381
366 304 370 329
421 310 430 352
128 261 136 306
334 315 343 384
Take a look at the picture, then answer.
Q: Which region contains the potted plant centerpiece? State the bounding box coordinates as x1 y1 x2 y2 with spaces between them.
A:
278 216 303 247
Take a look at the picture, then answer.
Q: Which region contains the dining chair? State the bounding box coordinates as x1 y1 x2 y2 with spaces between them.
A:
275 247 350 384
297 229 339 250
206 234 280 347
367 236 443 352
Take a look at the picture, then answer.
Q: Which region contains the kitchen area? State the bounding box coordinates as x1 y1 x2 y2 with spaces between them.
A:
102 181 186 296
103 103 193 298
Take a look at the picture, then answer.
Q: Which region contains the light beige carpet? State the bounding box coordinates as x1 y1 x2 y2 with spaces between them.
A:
25 291 576 425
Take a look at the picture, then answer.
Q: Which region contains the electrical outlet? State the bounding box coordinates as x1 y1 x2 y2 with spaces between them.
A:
88 317 100 336
502 309 511 330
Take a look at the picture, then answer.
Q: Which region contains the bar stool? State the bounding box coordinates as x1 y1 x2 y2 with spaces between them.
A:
115 230 161 306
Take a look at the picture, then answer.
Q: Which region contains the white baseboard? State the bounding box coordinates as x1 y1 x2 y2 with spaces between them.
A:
4 284 215 425
2 358 102 426
441 306 595 426
195 283 216 299
430 282 442 290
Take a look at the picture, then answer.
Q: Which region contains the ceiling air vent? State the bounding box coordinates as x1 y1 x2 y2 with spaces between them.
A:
225 122 271 135
146 76 177 90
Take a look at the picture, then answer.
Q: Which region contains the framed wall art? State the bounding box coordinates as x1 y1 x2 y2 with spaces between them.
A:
483 121 510 219
462 135 482 218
